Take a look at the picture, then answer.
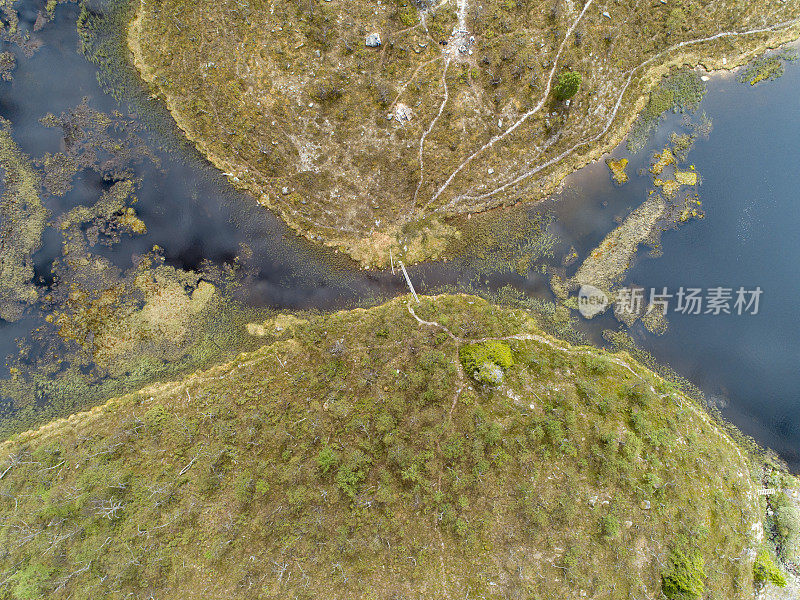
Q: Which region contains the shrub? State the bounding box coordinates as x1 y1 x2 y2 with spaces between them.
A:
336 452 370 499
460 341 514 384
336 463 365 499
753 548 786 588
601 515 620 540
234 474 254 505
554 71 581 101
661 549 706 600
144 404 169 432
544 419 564 445
316 445 340 475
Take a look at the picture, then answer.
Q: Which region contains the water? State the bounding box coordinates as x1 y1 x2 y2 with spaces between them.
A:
624 67 800 463
0 2 406 321
2 1 800 466
539 64 800 465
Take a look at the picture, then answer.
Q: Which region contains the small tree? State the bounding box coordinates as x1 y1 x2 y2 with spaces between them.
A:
554 71 581 101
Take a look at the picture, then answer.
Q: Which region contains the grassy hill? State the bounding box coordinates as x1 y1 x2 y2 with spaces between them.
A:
126 0 800 265
0 295 790 599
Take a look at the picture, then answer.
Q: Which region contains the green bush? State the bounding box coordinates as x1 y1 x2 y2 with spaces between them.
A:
335 452 370 499
316 445 340 475
601 515 620 540
661 549 706 600
753 548 786 588
459 341 514 384
554 71 581 101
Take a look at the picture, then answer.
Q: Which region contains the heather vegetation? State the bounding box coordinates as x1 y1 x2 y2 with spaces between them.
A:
0 295 791 599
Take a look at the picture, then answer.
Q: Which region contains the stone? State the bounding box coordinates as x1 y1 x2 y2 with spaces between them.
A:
395 103 413 121
475 362 504 385
365 33 381 47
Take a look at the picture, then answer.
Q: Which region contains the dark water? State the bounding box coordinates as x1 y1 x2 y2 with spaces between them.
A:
625 67 800 464
2 2 800 465
0 3 410 316
541 64 800 466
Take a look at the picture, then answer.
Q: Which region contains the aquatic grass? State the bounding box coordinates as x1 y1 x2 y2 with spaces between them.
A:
627 69 706 154
0 119 48 321
605 157 629 184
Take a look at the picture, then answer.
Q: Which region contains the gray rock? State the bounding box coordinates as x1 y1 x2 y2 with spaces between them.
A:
365 33 382 47
476 361 504 385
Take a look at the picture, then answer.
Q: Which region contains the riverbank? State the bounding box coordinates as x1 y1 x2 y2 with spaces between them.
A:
0 294 794 598
125 0 800 267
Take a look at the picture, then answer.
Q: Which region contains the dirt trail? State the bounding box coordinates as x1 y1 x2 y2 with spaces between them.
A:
431 15 800 210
